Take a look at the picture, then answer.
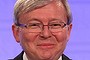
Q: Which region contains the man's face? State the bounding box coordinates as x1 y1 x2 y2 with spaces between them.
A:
12 2 72 60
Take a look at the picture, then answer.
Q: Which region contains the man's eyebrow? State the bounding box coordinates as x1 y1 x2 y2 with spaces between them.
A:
49 18 63 22
26 18 42 23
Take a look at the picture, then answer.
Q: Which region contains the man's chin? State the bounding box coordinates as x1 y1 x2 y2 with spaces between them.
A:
37 50 54 60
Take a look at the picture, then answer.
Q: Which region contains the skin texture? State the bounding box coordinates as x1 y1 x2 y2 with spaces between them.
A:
12 1 72 60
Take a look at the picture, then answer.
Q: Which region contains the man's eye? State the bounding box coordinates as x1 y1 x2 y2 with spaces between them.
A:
49 24 61 29
50 24 61 26
31 24 38 26
27 23 40 29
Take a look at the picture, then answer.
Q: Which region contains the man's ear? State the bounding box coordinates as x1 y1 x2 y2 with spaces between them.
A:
67 23 72 40
12 24 20 43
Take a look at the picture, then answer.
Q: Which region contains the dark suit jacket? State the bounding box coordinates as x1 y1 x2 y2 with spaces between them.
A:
9 51 71 60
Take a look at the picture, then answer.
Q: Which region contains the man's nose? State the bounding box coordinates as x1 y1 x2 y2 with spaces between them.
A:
39 26 52 39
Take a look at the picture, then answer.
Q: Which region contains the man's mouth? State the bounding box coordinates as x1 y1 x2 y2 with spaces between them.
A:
37 43 55 49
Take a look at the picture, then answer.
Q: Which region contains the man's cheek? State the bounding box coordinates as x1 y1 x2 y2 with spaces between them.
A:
20 33 34 42
56 33 67 42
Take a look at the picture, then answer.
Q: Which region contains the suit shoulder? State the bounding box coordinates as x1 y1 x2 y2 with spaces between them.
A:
8 51 24 60
62 54 72 60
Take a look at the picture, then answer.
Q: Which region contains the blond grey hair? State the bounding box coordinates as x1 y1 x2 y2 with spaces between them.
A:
14 0 72 25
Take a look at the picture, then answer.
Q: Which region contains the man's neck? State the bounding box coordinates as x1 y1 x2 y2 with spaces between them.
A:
23 52 62 60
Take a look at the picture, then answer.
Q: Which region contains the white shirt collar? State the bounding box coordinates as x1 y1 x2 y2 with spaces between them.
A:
23 52 28 60
23 52 62 60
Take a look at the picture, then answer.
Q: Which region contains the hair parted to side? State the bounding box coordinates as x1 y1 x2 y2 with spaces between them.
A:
14 0 72 25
